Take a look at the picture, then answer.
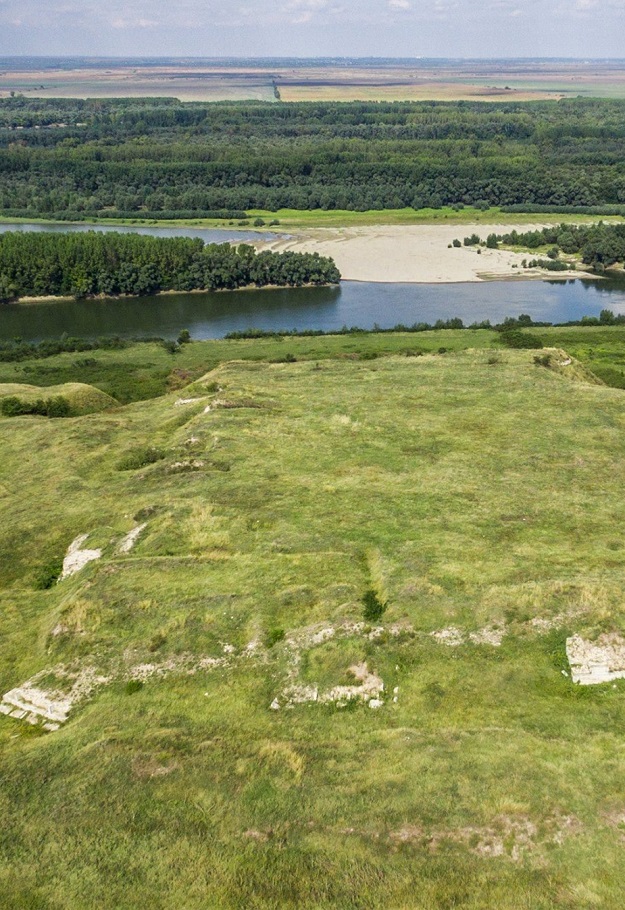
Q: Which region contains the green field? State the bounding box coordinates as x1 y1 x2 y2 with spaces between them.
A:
3 207 624 232
2 332 625 907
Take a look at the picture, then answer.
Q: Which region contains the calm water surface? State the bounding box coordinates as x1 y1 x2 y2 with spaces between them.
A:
3 279 625 343
2 222 625 341
0 221 279 244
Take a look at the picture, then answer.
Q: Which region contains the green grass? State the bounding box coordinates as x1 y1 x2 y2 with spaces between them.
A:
3 341 625 907
0 381 117 415
0 330 497 403
3 207 624 232
2 325 625 407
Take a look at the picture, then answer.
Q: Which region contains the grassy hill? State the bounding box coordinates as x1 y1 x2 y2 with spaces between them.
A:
2 345 625 908
0 381 118 416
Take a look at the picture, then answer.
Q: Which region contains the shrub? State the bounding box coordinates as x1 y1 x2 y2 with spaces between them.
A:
0 396 24 416
533 353 553 368
125 680 144 695
34 557 64 590
271 352 297 363
265 628 286 648
148 631 167 652
1 395 71 418
177 329 191 344
362 589 387 622
117 446 166 471
500 330 544 350
44 396 71 418
452 238 462 248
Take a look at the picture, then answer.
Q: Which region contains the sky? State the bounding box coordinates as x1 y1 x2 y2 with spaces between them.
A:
1 0 625 58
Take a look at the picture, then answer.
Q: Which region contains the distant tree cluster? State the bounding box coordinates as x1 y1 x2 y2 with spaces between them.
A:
0 231 340 300
492 223 625 271
2 97 625 216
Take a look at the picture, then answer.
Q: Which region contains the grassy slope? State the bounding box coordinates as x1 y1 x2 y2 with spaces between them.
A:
0 381 117 414
3 326 625 406
2 346 625 907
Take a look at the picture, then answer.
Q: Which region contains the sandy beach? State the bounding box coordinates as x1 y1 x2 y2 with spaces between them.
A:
257 223 582 283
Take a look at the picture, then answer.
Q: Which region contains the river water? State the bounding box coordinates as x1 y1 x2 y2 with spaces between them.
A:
1 223 625 342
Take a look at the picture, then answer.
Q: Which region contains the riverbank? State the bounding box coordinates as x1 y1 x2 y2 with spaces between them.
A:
255 223 595 284
3 207 624 232
10 282 340 306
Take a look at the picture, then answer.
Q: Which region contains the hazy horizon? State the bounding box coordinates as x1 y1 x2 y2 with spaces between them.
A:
2 0 625 60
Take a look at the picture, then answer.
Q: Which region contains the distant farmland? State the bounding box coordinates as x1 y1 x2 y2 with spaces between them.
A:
2 57 625 101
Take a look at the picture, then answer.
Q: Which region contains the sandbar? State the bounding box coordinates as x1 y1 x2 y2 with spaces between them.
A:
256 223 584 284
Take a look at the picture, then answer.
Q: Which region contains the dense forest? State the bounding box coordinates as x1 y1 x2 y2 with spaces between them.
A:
2 97 625 216
0 232 340 300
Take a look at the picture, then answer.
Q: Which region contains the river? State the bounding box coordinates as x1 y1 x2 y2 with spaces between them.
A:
1 223 625 342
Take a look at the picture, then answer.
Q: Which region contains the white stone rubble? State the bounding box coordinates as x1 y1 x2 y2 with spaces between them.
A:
566 633 625 685
60 534 102 580
118 523 147 554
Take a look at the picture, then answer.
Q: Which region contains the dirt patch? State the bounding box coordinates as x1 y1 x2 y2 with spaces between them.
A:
167 460 205 472
469 626 506 646
273 661 384 709
431 626 465 646
431 625 505 647
174 397 204 407
242 829 272 842
132 755 178 779
388 813 580 861
600 804 625 840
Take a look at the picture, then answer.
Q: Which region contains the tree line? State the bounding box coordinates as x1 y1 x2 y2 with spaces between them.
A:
486 223 625 272
2 97 625 216
0 231 340 301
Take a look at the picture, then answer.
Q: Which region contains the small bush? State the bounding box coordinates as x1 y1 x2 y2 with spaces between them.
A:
452 238 462 248
125 680 144 695
34 557 64 590
44 396 71 418
265 628 286 648
500 330 543 350
1 395 71 418
177 329 191 344
0 396 24 416
271 352 297 363
533 353 553 368
463 234 481 246
362 589 387 622
148 631 167 652
117 446 166 471
162 340 180 354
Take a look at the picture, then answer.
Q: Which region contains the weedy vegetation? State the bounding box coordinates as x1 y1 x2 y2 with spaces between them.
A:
2 334 625 907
